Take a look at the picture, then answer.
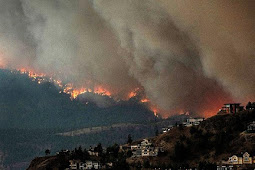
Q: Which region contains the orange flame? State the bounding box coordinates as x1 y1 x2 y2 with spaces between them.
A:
128 88 140 98
151 107 159 117
141 98 149 103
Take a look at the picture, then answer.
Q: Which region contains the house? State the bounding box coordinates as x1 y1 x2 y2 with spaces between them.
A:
132 149 142 157
69 160 80 170
130 145 138 150
85 160 101 170
228 155 243 164
162 125 173 133
228 152 253 165
56 149 70 155
247 121 255 133
131 139 159 157
88 147 99 156
242 152 253 164
183 118 204 127
141 139 152 147
220 103 244 114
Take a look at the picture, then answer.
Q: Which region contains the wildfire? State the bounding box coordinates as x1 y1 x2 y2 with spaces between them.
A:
68 86 111 100
16 68 112 100
0 66 231 119
12 68 162 117
69 87 87 99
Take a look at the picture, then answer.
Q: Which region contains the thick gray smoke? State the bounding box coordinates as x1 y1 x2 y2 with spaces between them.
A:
0 0 254 117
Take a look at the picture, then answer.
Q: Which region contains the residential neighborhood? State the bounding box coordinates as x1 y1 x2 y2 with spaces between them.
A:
217 152 255 170
68 160 102 170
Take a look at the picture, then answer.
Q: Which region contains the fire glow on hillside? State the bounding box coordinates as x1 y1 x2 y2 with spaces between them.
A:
0 66 229 118
13 68 161 116
17 68 112 100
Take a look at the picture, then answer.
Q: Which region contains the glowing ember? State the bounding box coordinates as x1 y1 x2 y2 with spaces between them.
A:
128 88 140 98
128 91 137 98
0 60 5 68
141 98 149 103
152 108 158 117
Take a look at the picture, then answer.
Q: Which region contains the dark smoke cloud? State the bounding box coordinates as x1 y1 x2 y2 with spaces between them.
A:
0 0 254 116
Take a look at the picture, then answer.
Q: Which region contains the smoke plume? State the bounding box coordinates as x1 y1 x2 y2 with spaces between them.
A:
0 0 254 117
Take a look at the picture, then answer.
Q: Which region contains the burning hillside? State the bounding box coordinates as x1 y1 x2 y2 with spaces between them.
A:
16 68 112 100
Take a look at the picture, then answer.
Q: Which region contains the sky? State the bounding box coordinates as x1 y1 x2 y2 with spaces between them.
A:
0 0 254 117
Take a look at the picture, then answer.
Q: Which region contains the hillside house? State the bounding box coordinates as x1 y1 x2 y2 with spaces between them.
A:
88 147 99 156
220 103 244 114
56 149 70 155
247 121 255 133
85 160 101 170
162 125 173 133
131 139 159 157
141 139 152 146
183 118 204 127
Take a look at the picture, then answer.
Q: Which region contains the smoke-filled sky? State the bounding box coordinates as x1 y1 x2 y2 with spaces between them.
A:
0 0 254 117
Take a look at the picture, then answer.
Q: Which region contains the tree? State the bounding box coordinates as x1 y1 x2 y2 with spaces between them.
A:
154 125 159 136
246 101 252 110
127 134 132 145
45 149 50 156
190 126 197 134
251 102 255 109
173 141 187 161
143 159 150 168
94 143 103 155
126 150 132 158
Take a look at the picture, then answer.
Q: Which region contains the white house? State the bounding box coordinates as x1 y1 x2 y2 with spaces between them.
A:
162 126 173 133
247 121 255 133
183 118 204 127
85 160 101 169
141 139 152 147
131 139 159 157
